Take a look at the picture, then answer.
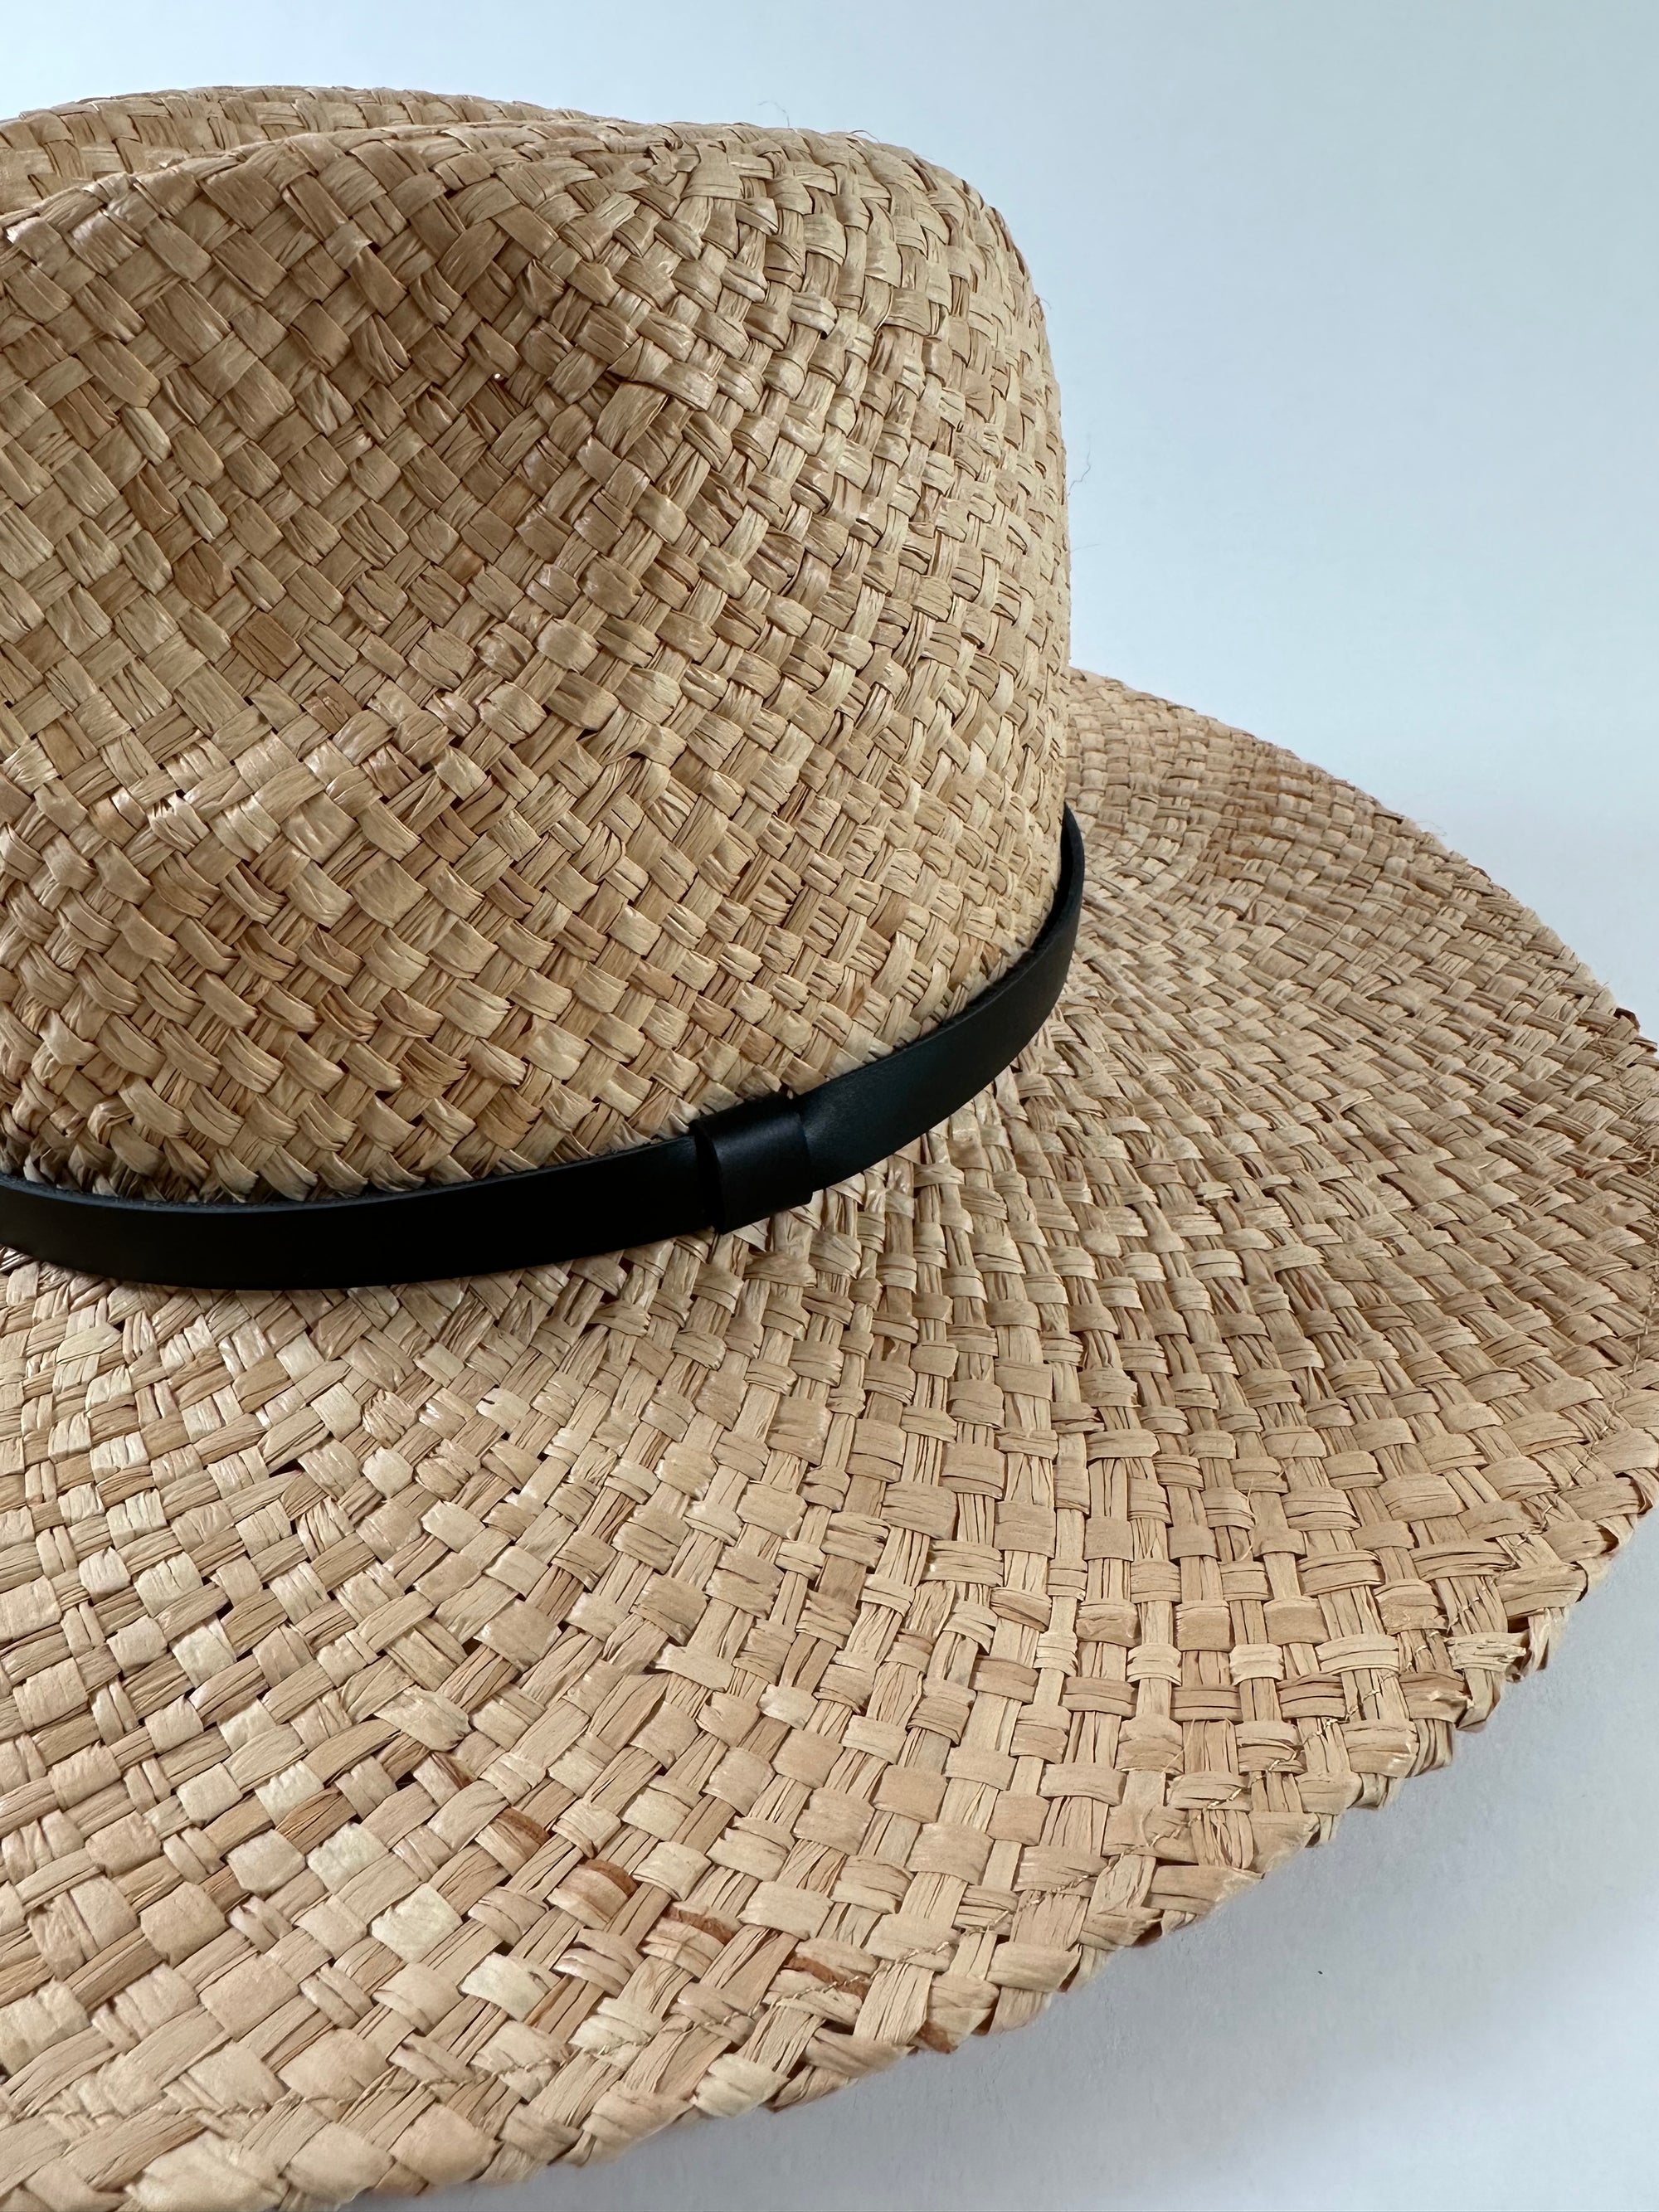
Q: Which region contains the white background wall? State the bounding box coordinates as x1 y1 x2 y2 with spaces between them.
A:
5 7 1657 2206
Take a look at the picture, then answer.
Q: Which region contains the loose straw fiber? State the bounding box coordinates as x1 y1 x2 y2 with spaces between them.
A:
0 86 1651 2211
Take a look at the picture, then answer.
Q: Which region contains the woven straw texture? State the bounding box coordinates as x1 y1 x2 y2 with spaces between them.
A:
0 90 1065 1203
0 88 1652 2212
0 91 572 218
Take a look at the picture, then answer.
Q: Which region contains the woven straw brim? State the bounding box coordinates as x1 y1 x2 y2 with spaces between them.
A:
0 668 1650 2206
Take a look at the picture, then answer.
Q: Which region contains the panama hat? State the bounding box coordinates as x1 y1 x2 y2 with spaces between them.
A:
0 81 1652 2210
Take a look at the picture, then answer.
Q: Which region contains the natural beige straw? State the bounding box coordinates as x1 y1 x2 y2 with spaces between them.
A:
0 85 1647 2210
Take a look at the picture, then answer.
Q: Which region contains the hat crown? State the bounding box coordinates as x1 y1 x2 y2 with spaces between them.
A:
0 106 1068 1201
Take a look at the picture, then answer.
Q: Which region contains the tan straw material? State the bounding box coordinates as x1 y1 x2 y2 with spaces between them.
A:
0 85 1651 2210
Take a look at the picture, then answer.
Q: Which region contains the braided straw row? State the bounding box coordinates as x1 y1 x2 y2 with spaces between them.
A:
0 90 1651 2212
0 96 1067 1200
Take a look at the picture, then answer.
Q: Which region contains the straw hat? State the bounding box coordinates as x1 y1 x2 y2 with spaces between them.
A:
0 82 1652 2209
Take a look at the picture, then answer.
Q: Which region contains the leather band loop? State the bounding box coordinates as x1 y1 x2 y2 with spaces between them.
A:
694 1091 819 1232
0 809 1085 1290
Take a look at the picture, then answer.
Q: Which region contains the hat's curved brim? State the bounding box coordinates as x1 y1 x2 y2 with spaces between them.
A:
0 668 1653 2205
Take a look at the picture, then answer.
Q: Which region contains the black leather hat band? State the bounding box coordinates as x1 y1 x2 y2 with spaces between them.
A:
0 809 1085 1291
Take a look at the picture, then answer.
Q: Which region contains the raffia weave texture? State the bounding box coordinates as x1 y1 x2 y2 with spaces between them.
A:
0 92 1065 1202
0 88 1652 2212
0 93 569 219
